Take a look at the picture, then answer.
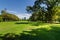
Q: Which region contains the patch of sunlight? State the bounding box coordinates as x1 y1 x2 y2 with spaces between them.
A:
35 24 52 30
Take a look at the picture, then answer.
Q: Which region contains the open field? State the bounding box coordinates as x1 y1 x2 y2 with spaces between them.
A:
0 21 40 34
0 21 60 40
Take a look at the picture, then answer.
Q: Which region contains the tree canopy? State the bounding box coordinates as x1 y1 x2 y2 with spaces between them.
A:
26 0 60 23
0 10 20 22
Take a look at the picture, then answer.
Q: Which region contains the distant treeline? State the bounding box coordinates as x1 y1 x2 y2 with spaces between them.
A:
0 10 20 22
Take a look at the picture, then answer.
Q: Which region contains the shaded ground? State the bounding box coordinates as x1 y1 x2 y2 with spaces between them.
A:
0 26 60 40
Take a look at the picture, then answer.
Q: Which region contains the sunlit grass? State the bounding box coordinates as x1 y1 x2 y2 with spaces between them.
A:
0 21 60 35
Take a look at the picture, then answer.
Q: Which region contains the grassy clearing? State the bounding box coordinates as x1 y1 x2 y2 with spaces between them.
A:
0 21 38 34
0 21 60 34
0 21 60 40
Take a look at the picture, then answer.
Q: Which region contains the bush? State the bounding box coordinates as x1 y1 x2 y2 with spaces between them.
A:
15 21 30 24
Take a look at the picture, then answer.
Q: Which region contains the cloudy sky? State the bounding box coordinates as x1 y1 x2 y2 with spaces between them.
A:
0 0 35 19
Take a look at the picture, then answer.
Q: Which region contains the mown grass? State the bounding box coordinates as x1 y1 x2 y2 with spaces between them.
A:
0 21 31 34
0 21 60 40
0 21 40 34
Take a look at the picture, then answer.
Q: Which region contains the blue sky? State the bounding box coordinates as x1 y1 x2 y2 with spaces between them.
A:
0 0 35 19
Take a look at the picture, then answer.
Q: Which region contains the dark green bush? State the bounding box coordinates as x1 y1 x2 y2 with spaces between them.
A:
15 22 30 24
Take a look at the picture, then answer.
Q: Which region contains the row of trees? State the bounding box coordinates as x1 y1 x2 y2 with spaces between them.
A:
0 9 20 22
26 0 60 23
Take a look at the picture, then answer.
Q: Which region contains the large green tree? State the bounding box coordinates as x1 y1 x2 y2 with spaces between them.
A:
26 0 60 23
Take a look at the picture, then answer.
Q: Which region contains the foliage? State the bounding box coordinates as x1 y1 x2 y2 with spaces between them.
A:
0 15 3 22
0 10 20 21
15 21 29 24
26 0 60 23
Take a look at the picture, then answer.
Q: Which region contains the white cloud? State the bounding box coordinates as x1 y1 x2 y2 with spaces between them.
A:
7 10 17 14
7 10 32 19
16 13 31 19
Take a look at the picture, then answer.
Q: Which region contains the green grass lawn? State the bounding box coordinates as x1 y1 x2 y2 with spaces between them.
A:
0 22 32 34
0 21 60 40
0 21 39 34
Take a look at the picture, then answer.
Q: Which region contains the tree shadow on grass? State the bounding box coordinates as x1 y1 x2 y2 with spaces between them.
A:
15 22 29 24
0 26 60 40
0 33 20 40
15 22 40 26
